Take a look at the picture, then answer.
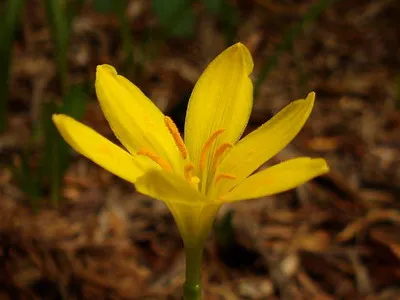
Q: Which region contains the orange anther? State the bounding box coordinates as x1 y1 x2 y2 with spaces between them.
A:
215 173 236 183
137 149 172 172
199 129 225 171
212 143 233 170
184 162 195 182
164 116 188 159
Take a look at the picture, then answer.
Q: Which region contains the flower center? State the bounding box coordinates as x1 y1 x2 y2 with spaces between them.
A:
199 132 236 194
199 129 225 171
212 142 233 170
136 116 236 192
164 116 200 186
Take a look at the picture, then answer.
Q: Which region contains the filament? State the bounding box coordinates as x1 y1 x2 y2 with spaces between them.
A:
199 129 225 171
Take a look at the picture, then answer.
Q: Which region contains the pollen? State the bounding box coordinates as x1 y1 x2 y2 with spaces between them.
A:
215 173 236 183
164 116 188 159
137 148 172 172
199 129 225 171
212 142 233 170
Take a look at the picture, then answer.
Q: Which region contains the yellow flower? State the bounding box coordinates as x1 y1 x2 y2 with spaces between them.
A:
53 43 328 247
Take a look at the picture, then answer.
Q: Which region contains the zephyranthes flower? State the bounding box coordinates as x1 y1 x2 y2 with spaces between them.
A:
53 43 328 248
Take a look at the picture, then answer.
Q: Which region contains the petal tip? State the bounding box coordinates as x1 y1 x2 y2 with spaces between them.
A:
314 158 329 174
224 42 253 74
96 64 117 79
52 114 64 125
306 91 316 104
238 43 253 73
233 42 246 50
307 91 316 101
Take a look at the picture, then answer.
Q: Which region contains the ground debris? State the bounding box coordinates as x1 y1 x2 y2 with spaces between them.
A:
1 0 400 298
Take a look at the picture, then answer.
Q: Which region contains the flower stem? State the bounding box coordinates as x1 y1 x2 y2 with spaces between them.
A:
183 245 204 300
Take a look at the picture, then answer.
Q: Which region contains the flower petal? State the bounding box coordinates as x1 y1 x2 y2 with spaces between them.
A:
220 157 329 202
53 114 149 183
135 169 221 247
95 65 181 169
218 92 315 192
184 43 253 176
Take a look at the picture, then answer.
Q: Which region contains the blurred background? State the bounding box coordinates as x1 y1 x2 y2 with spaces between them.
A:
1 0 400 299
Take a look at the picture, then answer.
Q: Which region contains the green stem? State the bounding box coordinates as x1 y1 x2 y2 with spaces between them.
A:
183 245 204 300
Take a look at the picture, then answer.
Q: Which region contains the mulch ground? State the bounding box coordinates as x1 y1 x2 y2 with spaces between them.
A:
1 0 400 299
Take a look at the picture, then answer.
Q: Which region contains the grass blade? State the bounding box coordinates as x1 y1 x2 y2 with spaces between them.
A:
44 0 69 93
41 84 87 207
0 0 25 132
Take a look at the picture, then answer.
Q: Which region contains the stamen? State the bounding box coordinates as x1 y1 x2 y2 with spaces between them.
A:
164 116 188 159
183 163 200 188
215 173 236 183
184 163 195 182
137 149 172 172
199 129 225 171
212 143 233 170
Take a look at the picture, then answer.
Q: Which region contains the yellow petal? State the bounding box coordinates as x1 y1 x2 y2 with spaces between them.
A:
135 169 221 247
220 157 329 202
95 65 181 169
218 92 315 192
184 43 253 176
53 114 149 183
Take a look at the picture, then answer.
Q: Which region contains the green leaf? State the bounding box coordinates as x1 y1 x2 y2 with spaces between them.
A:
66 0 85 27
44 0 69 93
13 153 42 212
202 0 239 44
0 0 26 132
92 0 116 13
41 84 87 207
152 0 195 38
202 0 224 14
214 210 235 248
59 83 88 119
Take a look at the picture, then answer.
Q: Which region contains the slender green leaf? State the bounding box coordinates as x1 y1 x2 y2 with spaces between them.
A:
202 0 239 44
152 0 195 38
0 0 25 132
202 0 224 14
214 210 235 248
44 0 69 93
66 0 85 27
13 153 42 212
92 0 115 13
114 0 135 74
41 84 87 207
59 84 88 118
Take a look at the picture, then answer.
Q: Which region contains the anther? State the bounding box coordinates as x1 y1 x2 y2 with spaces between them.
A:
212 143 233 170
215 173 236 183
184 163 195 182
164 116 188 159
199 129 225 171
137 149 172 172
